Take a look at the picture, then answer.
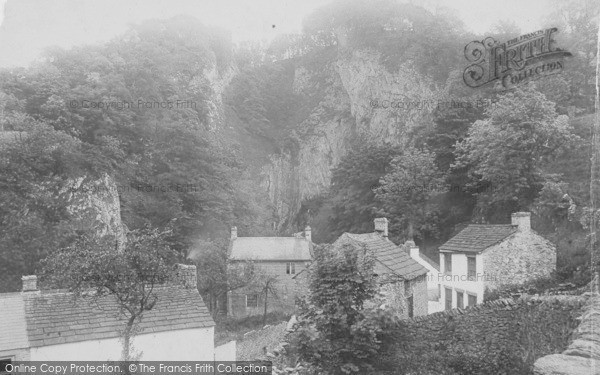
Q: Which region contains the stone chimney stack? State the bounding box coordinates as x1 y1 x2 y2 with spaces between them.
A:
22 275 38 292
304 226 312 242
511 212 531 231
374 218 388 238
175 264 197 289
406 240 419 258
231 226 237 240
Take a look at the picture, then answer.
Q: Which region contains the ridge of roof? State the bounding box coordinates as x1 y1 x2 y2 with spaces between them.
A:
335 232 428 280
439 224 519 253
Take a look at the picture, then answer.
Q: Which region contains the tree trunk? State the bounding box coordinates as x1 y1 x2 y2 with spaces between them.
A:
408 221 414 241
122 316 136 361
263 282 269 326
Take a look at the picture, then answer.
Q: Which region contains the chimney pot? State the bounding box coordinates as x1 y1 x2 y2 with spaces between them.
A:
304 226 311 242
374 218 389 238
511 212 531 231
22 275 38 292
231 226 237 240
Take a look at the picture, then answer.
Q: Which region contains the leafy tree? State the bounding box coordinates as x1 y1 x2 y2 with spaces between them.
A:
375 146 445 241
453 85 577 222
192 238 259 317
292 243 392 375
41 229 178 360
320 138 401 242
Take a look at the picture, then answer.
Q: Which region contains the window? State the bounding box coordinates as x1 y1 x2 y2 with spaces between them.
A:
467 256 476 280
286 262 295 274
445 288 452 310
444 254 452 274
468 294 477 307
0 359 11 374
456 291 464 308
407 296 414 318
246 294 258 308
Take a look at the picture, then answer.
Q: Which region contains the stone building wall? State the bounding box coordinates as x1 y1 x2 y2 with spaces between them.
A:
483 230 556 291
375 274 427 317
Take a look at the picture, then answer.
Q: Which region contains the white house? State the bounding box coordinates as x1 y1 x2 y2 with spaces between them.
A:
438 212 556 310
0 264 216 362
405 240 442 313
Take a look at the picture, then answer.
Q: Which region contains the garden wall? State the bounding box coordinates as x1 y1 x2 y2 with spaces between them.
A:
387 295 589 374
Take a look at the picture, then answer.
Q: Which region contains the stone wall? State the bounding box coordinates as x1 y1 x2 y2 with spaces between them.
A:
389 295 588 373
534 294 600 374
483 230 556 290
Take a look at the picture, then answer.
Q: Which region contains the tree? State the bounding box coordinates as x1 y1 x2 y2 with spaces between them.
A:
41 229 178 360
452 85 577 222
320 138 401 242
375 146 445 241
291 243 397 375
192 238 259 317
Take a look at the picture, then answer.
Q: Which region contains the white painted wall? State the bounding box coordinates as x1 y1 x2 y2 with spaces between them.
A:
214 340 236 361
30 327 214 361
439 252 485 309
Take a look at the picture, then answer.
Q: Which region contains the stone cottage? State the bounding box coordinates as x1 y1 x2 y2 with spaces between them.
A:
227 226 313 317
332 218 429 318
438 212 556 310
0 264 215 361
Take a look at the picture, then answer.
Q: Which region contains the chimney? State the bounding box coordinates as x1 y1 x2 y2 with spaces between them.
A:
22 275 38 292
231 226 237 240
304 226 311 242
405 240 419 258
511 212 531 231
175 264 197 289
374 218 388 238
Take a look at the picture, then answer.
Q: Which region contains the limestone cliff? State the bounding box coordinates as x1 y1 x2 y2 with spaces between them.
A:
247 48 442 231
62 173 126 249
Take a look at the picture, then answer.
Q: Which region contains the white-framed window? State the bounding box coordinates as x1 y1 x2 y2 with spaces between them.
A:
467 293 477 306
246 293 258 308
467 256 476 280
444 254 452 274
286 262 296 274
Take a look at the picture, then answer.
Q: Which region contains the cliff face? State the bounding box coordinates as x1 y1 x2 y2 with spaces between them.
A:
248 49 441 231
63 173 126 248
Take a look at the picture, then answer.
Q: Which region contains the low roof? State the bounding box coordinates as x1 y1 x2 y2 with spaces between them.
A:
439 224 518 253
0 285 214 349
229 237 312 261
418 252 440 271
334 233 428 280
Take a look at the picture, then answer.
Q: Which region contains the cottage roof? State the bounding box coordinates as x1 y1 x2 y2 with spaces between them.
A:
229 237 312 261
334 233 428 280
439 224 518 253
0 285 214 349
417 252 440 271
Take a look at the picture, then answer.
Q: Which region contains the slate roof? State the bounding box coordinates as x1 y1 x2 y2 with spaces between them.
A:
418 252 440 271
334 233 428 280
439 224 518 253
1 285 214 349
229 237 312 261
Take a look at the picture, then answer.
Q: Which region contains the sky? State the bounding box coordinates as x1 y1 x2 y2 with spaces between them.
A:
0 0 556 68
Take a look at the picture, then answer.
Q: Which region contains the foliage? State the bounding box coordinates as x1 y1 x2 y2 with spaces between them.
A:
309 137 401 243
291 243 398 375
453 84 578 222
41 228 178 360
375 146 445 241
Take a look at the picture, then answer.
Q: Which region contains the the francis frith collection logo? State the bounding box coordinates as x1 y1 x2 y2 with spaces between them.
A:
463 27 572 89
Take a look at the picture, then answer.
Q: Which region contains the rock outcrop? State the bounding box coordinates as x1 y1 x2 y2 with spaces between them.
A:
534 293 600 375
